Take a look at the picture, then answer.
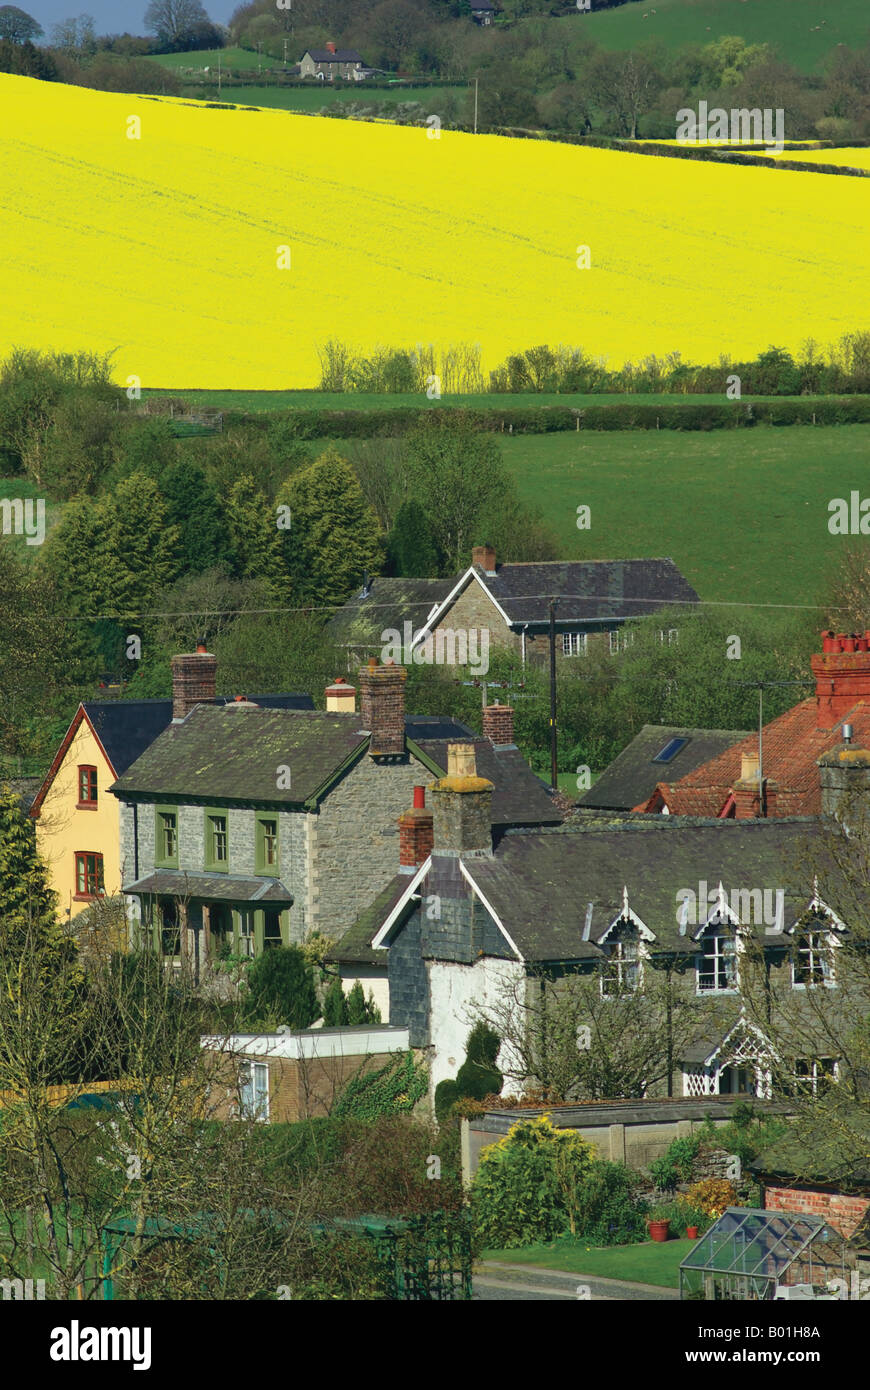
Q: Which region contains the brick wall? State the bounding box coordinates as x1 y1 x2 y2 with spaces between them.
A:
764 1184 870 1238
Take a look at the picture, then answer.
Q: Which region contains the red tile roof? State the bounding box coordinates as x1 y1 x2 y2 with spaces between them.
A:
641 697 870 817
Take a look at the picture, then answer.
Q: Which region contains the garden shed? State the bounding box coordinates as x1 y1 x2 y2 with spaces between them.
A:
679 1207 848 1300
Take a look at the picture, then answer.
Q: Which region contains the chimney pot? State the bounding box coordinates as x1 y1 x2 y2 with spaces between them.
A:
413 785 425 809
325 677 356 713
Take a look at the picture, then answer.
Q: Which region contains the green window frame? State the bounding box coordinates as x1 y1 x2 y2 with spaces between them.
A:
155 805 179 868
204 808 229 871
255 813 280 876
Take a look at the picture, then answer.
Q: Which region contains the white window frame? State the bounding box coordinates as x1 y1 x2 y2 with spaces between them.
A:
600 932 642 997
561 631 587 657
793 1057 838 1096
791 928 835 989
695 920 740 995
239 1061 270 1121
659 628 679 645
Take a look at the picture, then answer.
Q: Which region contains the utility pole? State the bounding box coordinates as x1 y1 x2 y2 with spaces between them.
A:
217 52 221 98
283 37 288 68
474 76 478 134
549 598 558 790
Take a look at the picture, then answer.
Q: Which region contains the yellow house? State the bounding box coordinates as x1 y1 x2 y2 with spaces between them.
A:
30 700 173 924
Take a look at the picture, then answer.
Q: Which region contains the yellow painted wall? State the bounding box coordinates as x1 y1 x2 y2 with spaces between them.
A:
35 718 121 922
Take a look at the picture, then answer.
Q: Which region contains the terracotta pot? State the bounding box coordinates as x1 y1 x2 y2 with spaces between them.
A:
822 631 837 653
842 636 857 653
648 1219 670 1243
686 1225 699 1240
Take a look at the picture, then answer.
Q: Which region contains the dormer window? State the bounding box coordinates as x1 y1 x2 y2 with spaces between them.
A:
793 928 834 988
77 766 98 807
697 921 738 993
601 922 640 996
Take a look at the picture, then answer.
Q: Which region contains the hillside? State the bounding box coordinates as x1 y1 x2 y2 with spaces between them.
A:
2 73 868 390
572 0 870 72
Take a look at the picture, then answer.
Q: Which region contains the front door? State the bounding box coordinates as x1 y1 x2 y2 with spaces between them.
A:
208 903 233 960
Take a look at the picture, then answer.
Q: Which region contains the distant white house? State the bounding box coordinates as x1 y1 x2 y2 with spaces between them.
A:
471 1 496 24
299 44 370 81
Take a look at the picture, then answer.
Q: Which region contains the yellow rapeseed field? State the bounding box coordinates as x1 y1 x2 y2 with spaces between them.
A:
1 73 868 388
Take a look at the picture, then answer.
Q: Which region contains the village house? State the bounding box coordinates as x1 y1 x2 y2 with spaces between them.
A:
109 654 562 991
576 724 751 813
298 43 370 80
330 737 867 1109
471 1 496 24
642 631 870 817
328 548 700 670
27 659 313 923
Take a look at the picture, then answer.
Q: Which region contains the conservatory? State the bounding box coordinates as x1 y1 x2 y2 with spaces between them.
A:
680 1207 848 1301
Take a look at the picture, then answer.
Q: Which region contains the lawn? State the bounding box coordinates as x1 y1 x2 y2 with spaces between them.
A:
496 422 870 607
139 388 855 412
146 46 278 73
181 84 460 113
483 1236 694 1288
562 0 870 73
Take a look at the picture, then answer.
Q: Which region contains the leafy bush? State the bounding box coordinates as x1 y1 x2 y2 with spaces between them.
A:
242 945 319 1029
684 1178 738 1219
572 1160 649 1246
472 1114 596 1248
435 1023 503 1124
648 1135 701 1192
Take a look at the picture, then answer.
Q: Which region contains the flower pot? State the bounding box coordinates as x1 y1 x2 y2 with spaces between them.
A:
648 1219 670 1243
686 1225 699 1240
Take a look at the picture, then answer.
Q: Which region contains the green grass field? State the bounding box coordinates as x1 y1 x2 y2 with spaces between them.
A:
484 1236 693 1288
140 388 855 412
495 423 870 608
182 83 459 112
146 46 277 72
567 0 870 72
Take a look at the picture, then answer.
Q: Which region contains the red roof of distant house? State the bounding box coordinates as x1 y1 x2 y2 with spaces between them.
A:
638 631 870 817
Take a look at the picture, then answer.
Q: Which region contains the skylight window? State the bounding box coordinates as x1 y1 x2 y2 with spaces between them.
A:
652 737 689 764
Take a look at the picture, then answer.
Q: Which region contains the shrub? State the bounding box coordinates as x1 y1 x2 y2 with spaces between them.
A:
435 1022 503 1123
242 945 319 1029
648 1134 701 1192
471 1114 596 1248
572 1160 649 1246
684 1177 738 1219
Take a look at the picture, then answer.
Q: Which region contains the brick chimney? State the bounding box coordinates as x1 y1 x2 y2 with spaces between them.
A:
811 630 870 727
171 643 217 722
733 752 761 819
482 700 515 748
325 677 356 714
472 544 496 576
325 40 336 52
398 786 434 872
357 658 407 756
430 743 494 855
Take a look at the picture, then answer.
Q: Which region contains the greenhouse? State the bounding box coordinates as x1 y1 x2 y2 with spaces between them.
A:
680 1207 848 1301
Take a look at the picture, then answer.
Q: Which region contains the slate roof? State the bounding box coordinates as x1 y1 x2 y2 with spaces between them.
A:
304 48 364 62
124 869 294 903
325 875 411 966
328 577 452 650
331 815 826 966
577 725 752 812
110 707 563 825
475 558 700 629
658 699 870 817
29 693 316 819
328 560 700 648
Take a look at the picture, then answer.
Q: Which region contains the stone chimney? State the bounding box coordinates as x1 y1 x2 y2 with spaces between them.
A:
482 700 515 748
357 658 407 756
430 743 494 855
325 677 356 714
398 786 434 872
472 544 496 576
171 643 217 722
818 743 870 825
733 752 761 819
811 630 870 728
